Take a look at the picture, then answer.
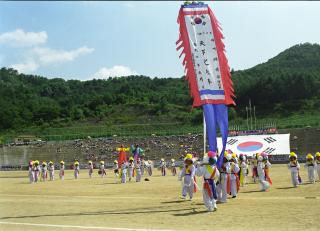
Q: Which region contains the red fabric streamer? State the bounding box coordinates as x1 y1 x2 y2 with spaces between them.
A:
203 181 212 198
265 169 273 185
236 174 240 192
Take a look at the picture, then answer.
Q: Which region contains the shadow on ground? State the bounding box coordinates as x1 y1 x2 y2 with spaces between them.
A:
161 200 188 204
0 205 198 219
173 208 209 216
240 190 262 194
276 186 295 190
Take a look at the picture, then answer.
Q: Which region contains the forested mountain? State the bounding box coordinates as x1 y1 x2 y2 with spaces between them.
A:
234 43 320 115
0 43 319 131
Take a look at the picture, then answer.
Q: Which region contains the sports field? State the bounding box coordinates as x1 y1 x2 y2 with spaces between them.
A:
0 164 319 231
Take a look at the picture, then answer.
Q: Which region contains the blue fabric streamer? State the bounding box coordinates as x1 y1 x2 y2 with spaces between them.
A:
206 178 217 200
203 104 228 169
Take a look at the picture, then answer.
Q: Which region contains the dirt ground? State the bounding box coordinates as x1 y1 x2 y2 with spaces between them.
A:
0 164 319 231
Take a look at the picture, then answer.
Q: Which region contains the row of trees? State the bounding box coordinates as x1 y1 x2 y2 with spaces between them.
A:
0 43 319 131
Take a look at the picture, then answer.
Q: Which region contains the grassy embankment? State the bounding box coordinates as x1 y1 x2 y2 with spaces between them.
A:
1 112 319 143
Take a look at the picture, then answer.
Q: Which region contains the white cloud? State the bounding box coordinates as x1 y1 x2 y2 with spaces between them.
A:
31 46 94 65
0 29 47 47
11 59 39 73
91 65 138 79
2 28 95 74
11 46 94 73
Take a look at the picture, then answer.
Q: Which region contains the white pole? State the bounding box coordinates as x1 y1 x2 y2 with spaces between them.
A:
203 112 206 155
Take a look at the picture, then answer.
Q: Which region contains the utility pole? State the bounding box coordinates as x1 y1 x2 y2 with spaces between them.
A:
249 99 253 130
203 112 206 155
246 106 249 130
253 106 256 130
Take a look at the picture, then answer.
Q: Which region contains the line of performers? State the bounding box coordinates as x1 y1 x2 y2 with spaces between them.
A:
28 160 56 183
116 157 153 183
288 152 320 187
28 160 75 183
177 151 272 212
80 157 154 183
158 158 177 176
28 158 154 183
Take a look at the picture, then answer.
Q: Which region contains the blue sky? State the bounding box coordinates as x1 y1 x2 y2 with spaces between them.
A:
0 1 320 80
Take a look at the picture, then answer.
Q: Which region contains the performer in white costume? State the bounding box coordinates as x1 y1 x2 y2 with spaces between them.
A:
59 161 65 180
88 161 94 178
196 151 220 212
135 159 142 182
159 158 166 176
41 161 47 182
128 157 135 181
257 155 270 191
179 154 195 200
33 160 40 183
48 161 55 181
251 154 258 183
28 160 34 184
229 154 240 198
217 152 231 203
305 153 315 184
99 161 106 178
288 152 301 187
74 160 80 179
113 160 119 177
145 160 153 176
120 161 128 184
263 154 272 186
140 155 145 176
315 152 320 181
171 159 177 176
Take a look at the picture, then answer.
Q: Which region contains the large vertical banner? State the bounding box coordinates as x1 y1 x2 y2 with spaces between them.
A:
176 2 235 168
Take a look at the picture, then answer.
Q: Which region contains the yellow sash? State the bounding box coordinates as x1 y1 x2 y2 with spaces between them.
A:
205 165 216 179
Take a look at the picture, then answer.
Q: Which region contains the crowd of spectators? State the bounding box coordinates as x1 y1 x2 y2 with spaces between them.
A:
69 134 204 165
228 127 277 136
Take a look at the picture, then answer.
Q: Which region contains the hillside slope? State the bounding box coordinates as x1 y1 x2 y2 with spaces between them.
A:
0 43 319 134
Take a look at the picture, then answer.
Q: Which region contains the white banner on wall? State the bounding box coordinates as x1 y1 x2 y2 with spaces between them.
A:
217 134 290 156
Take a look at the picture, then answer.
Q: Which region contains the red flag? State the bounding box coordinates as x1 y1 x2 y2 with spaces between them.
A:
117 146 128 167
